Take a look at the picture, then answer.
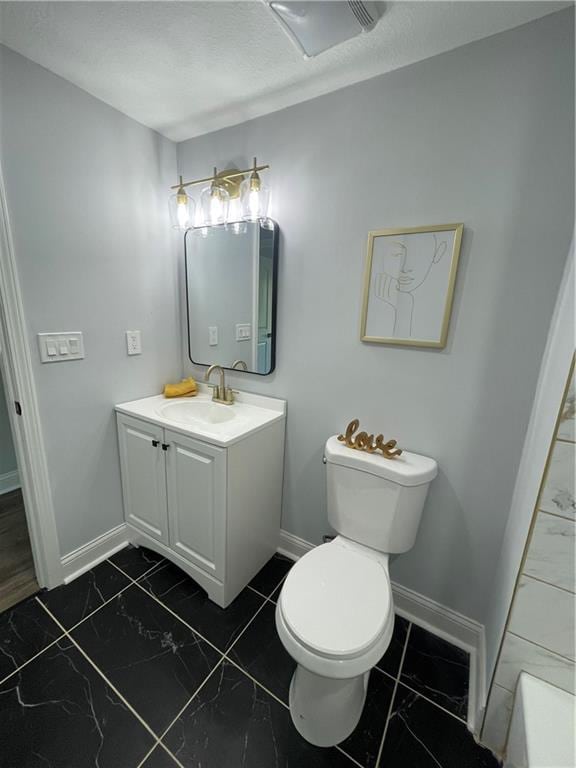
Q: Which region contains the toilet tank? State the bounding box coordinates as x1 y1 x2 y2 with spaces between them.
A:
324 436 437 554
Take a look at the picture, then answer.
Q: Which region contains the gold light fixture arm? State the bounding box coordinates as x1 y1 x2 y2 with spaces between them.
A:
170 161 270 191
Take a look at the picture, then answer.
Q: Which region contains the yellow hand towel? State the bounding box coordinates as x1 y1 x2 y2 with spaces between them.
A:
163 377 198 398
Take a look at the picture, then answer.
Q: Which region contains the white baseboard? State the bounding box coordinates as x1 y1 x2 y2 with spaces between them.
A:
278 528 486 734
277 529 314 560
0 469 20 494
61 523 130 583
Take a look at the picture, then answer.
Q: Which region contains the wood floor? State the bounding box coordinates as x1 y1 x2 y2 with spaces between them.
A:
0 489 38 613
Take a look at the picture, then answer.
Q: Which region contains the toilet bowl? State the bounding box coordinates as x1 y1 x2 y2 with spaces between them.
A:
275 537 394 746
275 434 437 747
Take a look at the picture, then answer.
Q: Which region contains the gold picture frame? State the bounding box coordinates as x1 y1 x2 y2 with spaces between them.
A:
360 223 463 349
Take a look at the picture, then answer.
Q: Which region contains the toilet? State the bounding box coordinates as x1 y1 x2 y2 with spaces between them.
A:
275 434 437 747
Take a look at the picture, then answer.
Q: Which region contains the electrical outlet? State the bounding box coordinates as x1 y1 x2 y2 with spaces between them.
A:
126 330 142 356
208 326 218 346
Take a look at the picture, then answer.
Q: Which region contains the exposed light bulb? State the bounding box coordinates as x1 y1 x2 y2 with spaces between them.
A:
177 199 189 228
210 193 224 224
168 177 193 230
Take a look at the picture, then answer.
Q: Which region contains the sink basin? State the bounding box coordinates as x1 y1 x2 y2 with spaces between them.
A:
159 400 237 426
116 389 286 447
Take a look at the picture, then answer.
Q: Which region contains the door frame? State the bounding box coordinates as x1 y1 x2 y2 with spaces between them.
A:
0 166 62 588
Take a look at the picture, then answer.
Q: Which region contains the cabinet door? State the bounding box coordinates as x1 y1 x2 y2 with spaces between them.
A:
117 414 168 543
164 429 226 580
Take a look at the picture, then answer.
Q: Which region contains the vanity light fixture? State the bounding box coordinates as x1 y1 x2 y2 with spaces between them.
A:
168 175 194 230
169 159 270 228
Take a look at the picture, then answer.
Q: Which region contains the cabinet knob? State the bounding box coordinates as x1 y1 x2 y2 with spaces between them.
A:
162 443 170 451
152 440 159 447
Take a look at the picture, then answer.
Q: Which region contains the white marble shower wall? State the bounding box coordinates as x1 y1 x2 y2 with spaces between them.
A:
481 362 575 756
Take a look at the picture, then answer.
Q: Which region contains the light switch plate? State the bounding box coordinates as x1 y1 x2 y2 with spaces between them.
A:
126 330 142 356
235 323 251 341
38 332 84 363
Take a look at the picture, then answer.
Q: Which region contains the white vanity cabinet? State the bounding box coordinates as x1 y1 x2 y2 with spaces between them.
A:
116 391 286 607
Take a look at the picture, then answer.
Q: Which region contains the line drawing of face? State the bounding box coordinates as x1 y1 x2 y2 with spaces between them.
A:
380 234 447 293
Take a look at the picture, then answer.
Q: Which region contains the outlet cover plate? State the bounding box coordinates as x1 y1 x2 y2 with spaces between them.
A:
126 330 142 356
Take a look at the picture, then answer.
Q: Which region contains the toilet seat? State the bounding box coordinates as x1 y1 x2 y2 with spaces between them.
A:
278 542 392 661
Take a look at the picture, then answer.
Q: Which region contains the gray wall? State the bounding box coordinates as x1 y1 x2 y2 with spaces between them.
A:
179 10 574 622
0 45 181 555
0 363 17 478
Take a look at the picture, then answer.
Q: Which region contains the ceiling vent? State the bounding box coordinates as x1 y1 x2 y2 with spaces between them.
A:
267 1 384 58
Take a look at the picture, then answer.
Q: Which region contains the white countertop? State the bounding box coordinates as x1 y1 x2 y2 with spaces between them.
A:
115 385 286 447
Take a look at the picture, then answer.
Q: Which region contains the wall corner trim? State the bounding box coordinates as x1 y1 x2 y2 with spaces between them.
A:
60 523 130 584
278 528 486 735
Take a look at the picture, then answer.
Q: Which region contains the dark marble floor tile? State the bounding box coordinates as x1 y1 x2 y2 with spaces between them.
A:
228 600 295 703
0 597 62 681
140 561 264 652
0 637 154 768
249 554 294 598
380 683 500 768
400 624 470 719
376 614 410 678
38 560 130 629
71 584 221 734
109 544 165 580
164 660 354 768
339 668 395 768
141 744 181 767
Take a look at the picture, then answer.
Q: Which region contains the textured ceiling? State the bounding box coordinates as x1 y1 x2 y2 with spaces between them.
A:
0 1 568 142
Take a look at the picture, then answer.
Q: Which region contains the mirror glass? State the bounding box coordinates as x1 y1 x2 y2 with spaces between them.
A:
185 221 278 375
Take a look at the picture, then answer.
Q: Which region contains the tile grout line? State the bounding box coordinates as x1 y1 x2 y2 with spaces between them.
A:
217 656 359 767
130 579 226 657
135 658 226 768
223 590 276 655
335 745 366 767
116 558 281 660
0 624 66 686
374 623 412 768
554 436 575 445
30 556 144 644
51 579 135 635
107 555 167 582
506 629 576 662
519 571 576 596
247 584 269 600
35 598 162 744
537 506 576 521
376 660 469 726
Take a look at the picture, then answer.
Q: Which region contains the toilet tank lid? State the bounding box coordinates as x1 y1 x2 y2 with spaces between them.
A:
325 436 438 486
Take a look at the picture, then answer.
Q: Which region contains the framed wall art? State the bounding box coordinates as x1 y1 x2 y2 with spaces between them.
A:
360 223 463 348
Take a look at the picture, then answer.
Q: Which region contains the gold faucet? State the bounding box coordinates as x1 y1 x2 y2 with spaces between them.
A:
231 360 248 371
205 364 235 404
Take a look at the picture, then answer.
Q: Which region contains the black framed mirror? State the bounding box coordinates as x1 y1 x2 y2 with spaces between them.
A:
185 220 279 375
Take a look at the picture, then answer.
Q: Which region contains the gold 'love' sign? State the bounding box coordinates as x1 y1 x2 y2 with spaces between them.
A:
337 419 402 459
